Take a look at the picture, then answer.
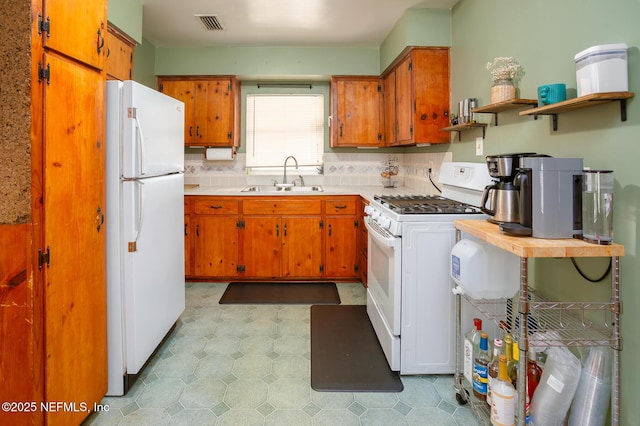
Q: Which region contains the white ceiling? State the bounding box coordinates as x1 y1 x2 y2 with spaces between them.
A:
140 0 458 48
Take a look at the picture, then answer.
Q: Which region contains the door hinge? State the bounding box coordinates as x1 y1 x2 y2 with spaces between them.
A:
236 265 246 273
158 83 164 92
236 219 245 229
227 131 232 140
319 265 324 273
38 15 50 37
319 220 324 229
354 264 359 273
228 83 232 91
38 62 50 84
38 246 50 269
377 84 382 92
378 133 382 141
408 60 412 71
354 219 359 228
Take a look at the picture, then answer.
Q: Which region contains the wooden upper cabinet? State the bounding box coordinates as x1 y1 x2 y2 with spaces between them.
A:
106 26 135 81
330 76 384 147
158 76 240 147
383 47 451 146
42 0 107 70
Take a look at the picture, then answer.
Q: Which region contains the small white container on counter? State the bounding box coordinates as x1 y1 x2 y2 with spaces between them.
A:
450 238 519 299
574 43 628 97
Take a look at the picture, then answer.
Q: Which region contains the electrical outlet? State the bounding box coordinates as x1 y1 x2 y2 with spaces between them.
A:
475 137 484 156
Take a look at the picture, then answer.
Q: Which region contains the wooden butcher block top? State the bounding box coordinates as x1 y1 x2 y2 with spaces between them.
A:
454 219 625 258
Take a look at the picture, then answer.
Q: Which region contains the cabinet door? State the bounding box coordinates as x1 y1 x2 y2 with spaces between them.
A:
282 216 323 278
412 48 450 144
200 78 235 146
106 27 134 81
394 55 413 145
325 216 358 279
43 52 107 425
193 216 239 277
383 71 397 146
159 80 196 145
43 0 106 70
242 216 282 278
331 77 383 147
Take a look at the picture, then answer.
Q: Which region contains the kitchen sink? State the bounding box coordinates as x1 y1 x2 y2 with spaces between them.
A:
240 185 324 193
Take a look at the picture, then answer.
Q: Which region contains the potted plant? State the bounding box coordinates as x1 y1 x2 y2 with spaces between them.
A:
486 57 525 103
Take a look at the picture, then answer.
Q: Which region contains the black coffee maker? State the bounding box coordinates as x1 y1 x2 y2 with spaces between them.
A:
480 153 536 223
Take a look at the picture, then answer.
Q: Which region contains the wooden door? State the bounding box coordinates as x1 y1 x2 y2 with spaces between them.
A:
394 54 413 145
43 0 106 70
242 216 281 278
282 216 323 278
43 52 107 425
325 216 358 279
193 216 239 278
383 71 397 146
201 78 234 146
160 80 196 144
412 48 450 144
331 78 383 147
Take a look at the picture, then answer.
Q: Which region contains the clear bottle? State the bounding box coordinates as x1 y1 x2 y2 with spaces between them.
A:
486 338 503 406
464 318 483 386
491 354 516 426
473 332 491 401
508 341 519 389
526 350 543 399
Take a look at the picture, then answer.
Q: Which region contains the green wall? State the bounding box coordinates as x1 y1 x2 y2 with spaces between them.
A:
107 0 142 44
451 1 639 424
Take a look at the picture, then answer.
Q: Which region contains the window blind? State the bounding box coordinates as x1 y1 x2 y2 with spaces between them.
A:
246 94 324 170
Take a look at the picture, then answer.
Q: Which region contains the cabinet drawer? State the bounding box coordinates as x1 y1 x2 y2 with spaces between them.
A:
193 199 239 215
243 198 322 215
325 198 357 215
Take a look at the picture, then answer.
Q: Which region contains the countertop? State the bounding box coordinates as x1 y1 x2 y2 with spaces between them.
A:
454 219 625 258
184 184 426 203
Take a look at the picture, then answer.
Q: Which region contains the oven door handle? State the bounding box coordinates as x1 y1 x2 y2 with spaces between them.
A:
364 218 397 248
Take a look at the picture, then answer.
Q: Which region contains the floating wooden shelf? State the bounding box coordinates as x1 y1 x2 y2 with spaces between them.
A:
441 122 487 141
472 98 539 126
519 91 634 131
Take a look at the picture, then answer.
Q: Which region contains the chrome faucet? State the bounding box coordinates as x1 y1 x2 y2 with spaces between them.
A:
283 156 298 184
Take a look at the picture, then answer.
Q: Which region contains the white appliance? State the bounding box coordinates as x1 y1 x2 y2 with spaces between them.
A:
364 162 494 374
106 80 186 395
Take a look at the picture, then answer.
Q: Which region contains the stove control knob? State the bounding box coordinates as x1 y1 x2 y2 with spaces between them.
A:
379 216 391 229
364 205 373 215
371 210 380 220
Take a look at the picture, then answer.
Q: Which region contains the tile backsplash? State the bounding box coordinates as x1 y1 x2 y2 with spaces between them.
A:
184 150 453 195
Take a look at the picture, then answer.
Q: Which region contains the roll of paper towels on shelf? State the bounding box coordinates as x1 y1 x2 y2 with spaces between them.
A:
205 147 235 161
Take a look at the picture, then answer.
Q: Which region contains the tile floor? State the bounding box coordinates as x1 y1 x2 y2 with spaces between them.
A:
85 282 481 426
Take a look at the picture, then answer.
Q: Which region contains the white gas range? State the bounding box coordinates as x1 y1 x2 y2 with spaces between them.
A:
363 162 493 374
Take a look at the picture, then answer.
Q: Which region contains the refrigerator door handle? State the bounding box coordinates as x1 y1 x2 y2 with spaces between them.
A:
129 107 147 176
129 180 145 252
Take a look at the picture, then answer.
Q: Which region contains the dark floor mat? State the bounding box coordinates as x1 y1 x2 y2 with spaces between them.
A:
311 304 404 392
219 282 341 305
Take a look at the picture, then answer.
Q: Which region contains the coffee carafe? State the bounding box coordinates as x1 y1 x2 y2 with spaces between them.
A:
480 153 536 224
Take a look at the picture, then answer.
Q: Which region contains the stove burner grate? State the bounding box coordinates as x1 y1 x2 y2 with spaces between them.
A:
373 195 481 215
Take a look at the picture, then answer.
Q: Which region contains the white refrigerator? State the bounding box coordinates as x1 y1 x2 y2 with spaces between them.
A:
106 80 186 395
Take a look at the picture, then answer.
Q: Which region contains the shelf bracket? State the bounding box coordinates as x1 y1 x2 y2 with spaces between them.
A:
492 113 498 126
552 114 558 131
620 99 628 122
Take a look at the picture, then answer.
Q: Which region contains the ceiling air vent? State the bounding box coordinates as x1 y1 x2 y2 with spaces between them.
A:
195 14 224 31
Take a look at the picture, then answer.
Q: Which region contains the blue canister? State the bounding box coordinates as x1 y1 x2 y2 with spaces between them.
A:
537 84 567 105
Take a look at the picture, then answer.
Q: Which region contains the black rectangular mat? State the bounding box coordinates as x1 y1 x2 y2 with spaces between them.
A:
311 304 404 392
219 282 341 305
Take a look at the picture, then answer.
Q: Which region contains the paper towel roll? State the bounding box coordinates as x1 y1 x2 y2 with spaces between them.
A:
205 147 235 161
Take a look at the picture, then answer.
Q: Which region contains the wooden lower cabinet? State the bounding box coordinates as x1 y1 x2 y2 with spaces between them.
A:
185 195 360 281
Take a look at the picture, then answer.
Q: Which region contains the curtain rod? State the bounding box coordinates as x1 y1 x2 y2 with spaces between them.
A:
257 83 313 89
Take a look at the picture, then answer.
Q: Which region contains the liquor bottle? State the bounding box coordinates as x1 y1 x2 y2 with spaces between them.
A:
508 341 519 388
486 338 503 406
473 332 490 401
464 318 483 386
526 350 543 399
502 336 514 385
491 354 516 426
